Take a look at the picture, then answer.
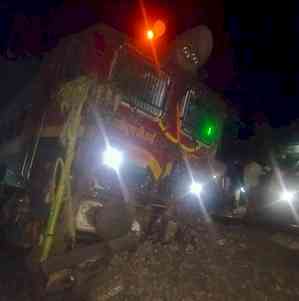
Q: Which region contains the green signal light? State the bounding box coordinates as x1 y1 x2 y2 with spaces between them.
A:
207 126 213 136
194 119 220 145
203 123 216 138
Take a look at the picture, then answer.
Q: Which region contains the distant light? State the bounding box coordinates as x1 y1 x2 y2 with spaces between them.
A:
213 175 217 179
240 187 246 193
147 30 155 40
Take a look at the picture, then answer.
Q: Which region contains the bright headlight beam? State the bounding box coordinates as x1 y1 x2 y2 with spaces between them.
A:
280 190 295 202
102 146 123 171
190 181 203 195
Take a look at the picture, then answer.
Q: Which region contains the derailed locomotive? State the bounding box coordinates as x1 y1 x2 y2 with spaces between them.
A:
0 23 227 264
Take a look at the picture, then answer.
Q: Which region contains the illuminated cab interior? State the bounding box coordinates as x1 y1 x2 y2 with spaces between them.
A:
181 88 223 146
111 45 171 118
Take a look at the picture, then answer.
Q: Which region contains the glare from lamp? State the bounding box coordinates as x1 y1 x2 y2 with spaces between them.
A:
102 146 123 171
280 190 295 202
190 181 203 195
147 30 154 40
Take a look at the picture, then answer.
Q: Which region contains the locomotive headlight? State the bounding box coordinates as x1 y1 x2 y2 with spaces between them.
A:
190 181 203 196
102 146 123 171
280 190 295 202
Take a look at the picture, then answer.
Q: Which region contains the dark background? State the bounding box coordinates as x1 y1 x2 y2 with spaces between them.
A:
0 0 298 129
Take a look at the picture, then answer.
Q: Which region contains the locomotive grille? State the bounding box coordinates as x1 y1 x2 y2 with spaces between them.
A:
111 46 170 118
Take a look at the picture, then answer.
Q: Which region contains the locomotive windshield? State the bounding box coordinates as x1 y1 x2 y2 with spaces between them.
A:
111 45 170 117
182 89 223 145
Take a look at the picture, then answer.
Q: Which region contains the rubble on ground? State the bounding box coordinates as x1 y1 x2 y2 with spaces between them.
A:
2 213 299 301
90 217 299 301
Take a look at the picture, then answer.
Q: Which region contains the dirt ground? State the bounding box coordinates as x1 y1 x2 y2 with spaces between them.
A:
1 218 299 301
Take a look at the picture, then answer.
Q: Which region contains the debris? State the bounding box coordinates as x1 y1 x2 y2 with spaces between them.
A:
2 215 299 300
217 239 226 246
185 244 194 254
83 219 299 300
164 220 178 242
131 220 141 235
98 283 124 300
271 232 299 250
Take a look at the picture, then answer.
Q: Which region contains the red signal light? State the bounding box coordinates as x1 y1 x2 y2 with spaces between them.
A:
146 29 155 40
145 20 166 41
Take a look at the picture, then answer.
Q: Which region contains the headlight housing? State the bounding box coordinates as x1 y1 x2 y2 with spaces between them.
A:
102 146 123 171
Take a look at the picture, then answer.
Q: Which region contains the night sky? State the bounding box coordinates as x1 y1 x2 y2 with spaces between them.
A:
0 0 298 128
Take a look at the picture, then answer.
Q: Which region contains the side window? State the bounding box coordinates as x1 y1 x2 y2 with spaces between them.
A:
182 88 224 145
182 89 202 136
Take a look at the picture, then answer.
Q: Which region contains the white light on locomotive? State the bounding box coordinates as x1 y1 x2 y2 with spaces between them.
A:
102 146 123 171
190 181 203 196
280 190 295 202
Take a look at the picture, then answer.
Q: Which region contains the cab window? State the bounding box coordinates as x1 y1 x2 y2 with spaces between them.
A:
182 89 224 145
